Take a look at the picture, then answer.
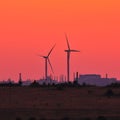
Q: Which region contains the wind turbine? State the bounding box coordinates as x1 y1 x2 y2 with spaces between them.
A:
38 44 55 80
64 34 80 82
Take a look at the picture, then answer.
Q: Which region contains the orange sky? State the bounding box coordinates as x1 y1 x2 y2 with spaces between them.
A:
0 0 120 81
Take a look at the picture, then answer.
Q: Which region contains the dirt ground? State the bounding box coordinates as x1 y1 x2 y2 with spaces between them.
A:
0 86 120 120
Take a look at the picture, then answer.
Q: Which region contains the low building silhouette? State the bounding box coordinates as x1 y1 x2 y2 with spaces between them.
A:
76 74 117 86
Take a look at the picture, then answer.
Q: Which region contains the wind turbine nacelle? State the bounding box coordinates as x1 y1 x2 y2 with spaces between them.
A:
44 56 48 59
64 50 70 52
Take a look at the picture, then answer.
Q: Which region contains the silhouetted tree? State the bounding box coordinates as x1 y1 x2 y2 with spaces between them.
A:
107 83 120 88
30 80 40 87
52 83 55 86
73 80 78 85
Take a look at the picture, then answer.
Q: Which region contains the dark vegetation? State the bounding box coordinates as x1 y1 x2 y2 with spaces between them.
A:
15 116 108 120
0 79 97 88
0 81 120 120
16 117 22 120
28 117 36 120
61 117 70 120
96 116 107 120
107 83 120 88
104 89 115 97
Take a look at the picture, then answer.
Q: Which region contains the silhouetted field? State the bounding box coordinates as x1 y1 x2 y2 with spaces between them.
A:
0 86 120 120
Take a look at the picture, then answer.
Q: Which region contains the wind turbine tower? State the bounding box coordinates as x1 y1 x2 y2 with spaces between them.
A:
38 44 55 80
64 34 80 82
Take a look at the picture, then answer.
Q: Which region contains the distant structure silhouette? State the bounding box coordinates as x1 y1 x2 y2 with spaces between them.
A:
74 72 79 84
64 34 80 82
106 73 108 79
18 73 22 86
77 74 117 86
38 44 55 81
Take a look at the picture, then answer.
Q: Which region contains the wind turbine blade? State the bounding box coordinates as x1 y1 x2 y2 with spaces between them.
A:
37 54 45 58
47 44 56 57
65 33 70 50
70 50 80 52
48 58 54 73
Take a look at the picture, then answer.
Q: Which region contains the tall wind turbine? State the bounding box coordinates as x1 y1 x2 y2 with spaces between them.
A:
38 44 55 80
64 34 80 82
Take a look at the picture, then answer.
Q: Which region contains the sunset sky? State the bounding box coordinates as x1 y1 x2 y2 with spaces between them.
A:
0 0 120 81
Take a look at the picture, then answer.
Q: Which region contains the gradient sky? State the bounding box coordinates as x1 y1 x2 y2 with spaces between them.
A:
0 0 120 81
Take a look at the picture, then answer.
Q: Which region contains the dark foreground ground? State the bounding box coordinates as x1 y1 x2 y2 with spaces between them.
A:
0 86 120 120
